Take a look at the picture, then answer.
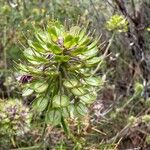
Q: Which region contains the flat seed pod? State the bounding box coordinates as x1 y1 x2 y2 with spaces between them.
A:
45 109 61 125
53 94 69 108
84 77 101 86
76 102 89 116
71 87 87 96
22 88 34 97
32 97 48 112
63 79 78 88
80 93 97 104
34 82 48 93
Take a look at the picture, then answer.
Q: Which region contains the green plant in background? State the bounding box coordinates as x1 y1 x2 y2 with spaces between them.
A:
0 99 32 136
17 21 104 128
147 27 150 31
106 14 128 33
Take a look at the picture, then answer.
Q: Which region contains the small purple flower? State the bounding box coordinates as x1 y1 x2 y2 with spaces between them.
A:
17 75 33 84
57 37 64 46
46 53 53 59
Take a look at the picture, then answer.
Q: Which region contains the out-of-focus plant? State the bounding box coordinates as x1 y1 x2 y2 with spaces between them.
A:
0 99 32 136
147 27 150 31
106 14 128 33
17 21 105 128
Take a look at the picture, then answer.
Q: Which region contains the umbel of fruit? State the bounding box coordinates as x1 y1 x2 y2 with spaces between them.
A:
17 21 104 125
106 14 128 32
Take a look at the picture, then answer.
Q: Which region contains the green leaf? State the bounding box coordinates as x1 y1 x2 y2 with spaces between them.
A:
47 43 62 54
55 55 70 62
34 56 48 63
24 48 35 60
78 28 86 41
35 31 48 43
62 107 70 117
82 47 98 59
34 82 48 93
76 103 88 116
80 93 97 104
27 66 42 75
67 64 83 71
24 48 48 64
32 97 48 112
64 35 78 48
84 77 101 86
88 40 97 50
27 59 41 65
28 40 45 52
22 88 34 97
79 36 90 46
72 46 87 55
71 87 87 96
63 79 78 88
47 26 58 41
45 109 61 125
53 95 69 108
64 35 73 44
86 57 100 66
17 64 28 72
68 104 76 118
70 26 81 35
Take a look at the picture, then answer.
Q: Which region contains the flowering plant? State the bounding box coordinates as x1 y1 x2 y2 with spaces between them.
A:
17 21 104 125
0 99 31 136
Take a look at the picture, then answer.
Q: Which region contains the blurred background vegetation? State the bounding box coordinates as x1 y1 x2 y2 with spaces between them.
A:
0 0 150 149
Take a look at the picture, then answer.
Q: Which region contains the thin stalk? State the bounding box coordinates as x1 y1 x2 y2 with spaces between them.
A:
92 32 115 75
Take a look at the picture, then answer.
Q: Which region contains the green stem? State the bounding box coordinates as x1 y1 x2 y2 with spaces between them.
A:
92 32 115 75
11 136 16 148
61 116 79 145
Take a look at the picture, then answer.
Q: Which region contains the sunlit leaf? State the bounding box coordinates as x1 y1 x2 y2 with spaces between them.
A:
55 55 70 62
80 93 97 104
82 47 98 59
76 102 88 116
71 87 87 96
47 43 62 54
32 97 48 112
72 46 87 55
28 40 45 52
70 26 81 35
47 26 58 41
22 88 34 97
86 57 100 66
45 109 61 125
84 77 101 86
88 40 97 50
53 94 69 108
34 81 48 93
63 79 78 88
